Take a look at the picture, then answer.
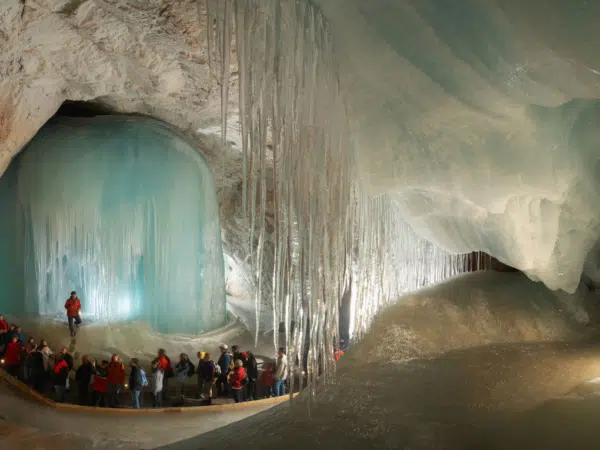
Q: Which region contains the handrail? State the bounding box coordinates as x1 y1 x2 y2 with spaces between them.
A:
0 368 297 415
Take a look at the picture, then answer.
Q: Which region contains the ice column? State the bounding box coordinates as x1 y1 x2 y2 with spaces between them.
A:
203 0 472 389
0 116 227 334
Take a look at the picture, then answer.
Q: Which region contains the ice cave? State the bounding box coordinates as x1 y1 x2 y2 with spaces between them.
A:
2 1 600 450
0 115 227 334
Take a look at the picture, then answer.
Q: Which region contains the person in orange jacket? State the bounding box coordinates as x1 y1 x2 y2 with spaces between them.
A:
107 353 126 408
64 291 82 337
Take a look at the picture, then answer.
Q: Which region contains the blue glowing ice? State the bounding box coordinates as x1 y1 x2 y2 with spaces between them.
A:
0 116 226 334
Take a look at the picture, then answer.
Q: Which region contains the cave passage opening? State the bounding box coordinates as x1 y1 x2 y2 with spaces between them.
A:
0 103 227 334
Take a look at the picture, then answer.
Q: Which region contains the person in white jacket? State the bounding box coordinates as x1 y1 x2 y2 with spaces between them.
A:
273 347 288 397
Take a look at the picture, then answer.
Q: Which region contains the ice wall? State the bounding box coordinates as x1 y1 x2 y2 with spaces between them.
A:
0 116 226 334
311 0 600 293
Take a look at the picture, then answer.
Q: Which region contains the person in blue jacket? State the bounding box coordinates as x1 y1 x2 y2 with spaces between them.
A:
216 344 231 397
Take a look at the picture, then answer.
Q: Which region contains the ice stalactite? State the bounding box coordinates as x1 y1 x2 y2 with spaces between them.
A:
203 0 477 390
0 116 227 335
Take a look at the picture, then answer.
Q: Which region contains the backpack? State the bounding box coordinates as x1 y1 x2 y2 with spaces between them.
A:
186 360 195 377
139 368 149 387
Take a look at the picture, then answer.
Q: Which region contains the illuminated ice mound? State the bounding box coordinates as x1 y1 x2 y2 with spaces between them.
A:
354 271 594 365
0 116 226 334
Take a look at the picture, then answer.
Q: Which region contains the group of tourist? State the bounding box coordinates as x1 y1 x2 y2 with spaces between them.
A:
0 312 291 409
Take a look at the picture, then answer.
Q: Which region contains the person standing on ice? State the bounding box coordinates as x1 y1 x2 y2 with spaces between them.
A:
107 353 126 407
200 352 215 405
273 347 289 397
151 357 165 408
216 344 231 397
64 291 82 337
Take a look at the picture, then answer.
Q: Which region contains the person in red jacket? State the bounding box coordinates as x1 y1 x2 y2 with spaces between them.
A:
107 353 126 408
64 291 82 337
229 359 246 403
261 363 275 398
0 313 8 333
53 355 70 402
4 335 23 377
0 314 8 348
92 360 109 407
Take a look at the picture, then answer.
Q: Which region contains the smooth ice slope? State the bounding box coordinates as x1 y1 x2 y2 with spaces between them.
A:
313 0 600 293
0 116 226 334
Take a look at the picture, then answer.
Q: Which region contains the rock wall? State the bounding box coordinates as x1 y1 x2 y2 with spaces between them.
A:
0 0 228 170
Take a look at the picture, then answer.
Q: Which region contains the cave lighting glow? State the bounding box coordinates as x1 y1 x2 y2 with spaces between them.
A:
0 116 226 334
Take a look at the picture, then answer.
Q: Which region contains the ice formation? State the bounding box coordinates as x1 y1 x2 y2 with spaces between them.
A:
203 0 477 390
310 0 600 294
0 116 226 334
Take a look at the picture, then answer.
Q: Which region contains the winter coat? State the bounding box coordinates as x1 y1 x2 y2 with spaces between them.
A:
201 360 216 382
0 319 7 332
197 360 206 382
4 341 22 366
152 368 164 394
129 366 142 391
53 360 69 386
261 366 275 387
25 342 36 353
64 298 81 317
63 352 74 371
40 347 52 372
175 360 192 382
76 361 95 387
274 355 288 381
25 351 45 377
3 330 17 346
107 361 126 385
229 367 246 390
93 366 108 393
246 356 258 381
217 352 231 375
157 355 173 378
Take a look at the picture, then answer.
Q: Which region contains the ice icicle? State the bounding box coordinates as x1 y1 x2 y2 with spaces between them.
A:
204 0 477 390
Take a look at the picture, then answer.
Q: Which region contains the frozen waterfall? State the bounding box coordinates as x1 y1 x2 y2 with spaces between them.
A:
0 116 226 334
